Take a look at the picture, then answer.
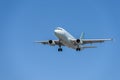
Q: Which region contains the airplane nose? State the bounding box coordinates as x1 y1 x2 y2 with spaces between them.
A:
54 29 58 34
54 29 63 35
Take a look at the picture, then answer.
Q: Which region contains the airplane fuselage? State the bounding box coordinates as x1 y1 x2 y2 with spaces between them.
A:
54 27 78 49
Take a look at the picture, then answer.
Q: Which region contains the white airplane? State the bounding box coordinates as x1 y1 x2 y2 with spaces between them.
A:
36 27 112 52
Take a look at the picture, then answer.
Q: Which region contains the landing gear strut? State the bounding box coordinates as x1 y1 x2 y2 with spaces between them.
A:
58 42 62 52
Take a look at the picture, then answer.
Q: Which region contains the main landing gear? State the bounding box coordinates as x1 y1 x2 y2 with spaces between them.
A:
58 44 62 52
58 47 62 52
76 48 81 51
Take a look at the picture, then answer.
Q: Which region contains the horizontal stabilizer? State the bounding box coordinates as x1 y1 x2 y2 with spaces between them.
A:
81 46 97 48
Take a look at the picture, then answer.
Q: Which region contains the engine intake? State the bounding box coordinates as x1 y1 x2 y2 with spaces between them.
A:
48 40 55 46
76 39 80 43
49 40 53 44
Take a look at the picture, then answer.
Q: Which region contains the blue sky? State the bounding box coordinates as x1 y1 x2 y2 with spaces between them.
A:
0 0 120 80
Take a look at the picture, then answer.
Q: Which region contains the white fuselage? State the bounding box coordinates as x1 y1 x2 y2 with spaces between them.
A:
54 27 78 49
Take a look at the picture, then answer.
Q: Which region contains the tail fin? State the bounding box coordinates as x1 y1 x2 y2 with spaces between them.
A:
80 32 84 39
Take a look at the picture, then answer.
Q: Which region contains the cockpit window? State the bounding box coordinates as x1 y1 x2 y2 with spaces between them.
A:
56 27 63 30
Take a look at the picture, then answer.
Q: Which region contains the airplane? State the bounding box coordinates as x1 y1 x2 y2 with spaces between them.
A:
36 27 112 52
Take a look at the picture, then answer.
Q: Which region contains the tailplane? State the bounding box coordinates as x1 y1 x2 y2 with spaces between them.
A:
81 46 97 48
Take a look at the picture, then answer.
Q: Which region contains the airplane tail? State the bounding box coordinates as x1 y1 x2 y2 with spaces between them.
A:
80 32 84 39
79 32 85 44
79 46 96 51
81 46 97 48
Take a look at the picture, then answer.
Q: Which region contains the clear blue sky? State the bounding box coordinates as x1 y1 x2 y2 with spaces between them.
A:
0 0 120 80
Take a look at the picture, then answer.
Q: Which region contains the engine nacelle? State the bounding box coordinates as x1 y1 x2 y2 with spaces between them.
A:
48 40 55 46
76 39 83 44
76 39 80 43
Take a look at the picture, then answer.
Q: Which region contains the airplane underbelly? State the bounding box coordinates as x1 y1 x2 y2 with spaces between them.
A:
61 37 77 49
55 31 77 49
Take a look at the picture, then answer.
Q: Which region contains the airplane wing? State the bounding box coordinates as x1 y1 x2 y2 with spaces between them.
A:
82 38 112 44
70 38 112 45
35 40 64 46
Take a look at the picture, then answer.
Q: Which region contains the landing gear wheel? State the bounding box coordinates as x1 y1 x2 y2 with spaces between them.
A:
58 48 62 52
76 48 81 51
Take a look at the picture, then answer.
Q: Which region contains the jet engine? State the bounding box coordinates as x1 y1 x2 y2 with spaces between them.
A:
48 40 55 46
76 39 80 43
76 39 83 44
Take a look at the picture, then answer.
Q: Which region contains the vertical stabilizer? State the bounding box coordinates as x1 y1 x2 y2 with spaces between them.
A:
80 32 85 39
